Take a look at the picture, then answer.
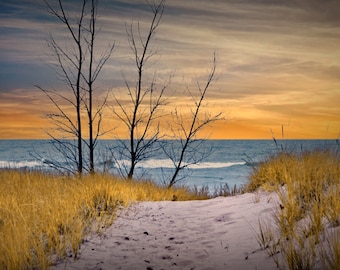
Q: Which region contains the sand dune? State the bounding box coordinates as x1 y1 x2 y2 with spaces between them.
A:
54 192 281 270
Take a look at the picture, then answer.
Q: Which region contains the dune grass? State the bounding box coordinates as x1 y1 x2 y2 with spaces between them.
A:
247 148 340 269
3 147 339 270
0 170 206 270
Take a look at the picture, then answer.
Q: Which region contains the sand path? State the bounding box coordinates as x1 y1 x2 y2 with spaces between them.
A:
54 192 280 270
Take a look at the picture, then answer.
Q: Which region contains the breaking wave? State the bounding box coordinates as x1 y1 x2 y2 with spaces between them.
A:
0 160 44 169
116 159 246 169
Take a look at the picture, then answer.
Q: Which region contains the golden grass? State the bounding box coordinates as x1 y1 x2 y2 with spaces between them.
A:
247 149 340 269
0 170 206 270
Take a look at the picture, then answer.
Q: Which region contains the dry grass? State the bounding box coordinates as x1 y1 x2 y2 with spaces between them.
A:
247 148 340 270
0 170 206 269
188 183 244 198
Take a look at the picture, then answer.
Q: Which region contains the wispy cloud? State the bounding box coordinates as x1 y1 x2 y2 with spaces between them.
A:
0 0 340 138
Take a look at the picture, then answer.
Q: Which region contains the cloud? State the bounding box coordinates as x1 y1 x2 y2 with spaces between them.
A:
1 0 340 138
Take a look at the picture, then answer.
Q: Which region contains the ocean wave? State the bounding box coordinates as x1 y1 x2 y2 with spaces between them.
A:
0 160 43 169
0 158 246 171
187 161 246 169
121 159 246 169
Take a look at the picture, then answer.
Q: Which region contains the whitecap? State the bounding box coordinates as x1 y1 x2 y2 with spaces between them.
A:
0 160 43 169
130 159 246 169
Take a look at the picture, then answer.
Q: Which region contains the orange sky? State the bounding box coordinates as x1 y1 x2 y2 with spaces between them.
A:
1 0 340 139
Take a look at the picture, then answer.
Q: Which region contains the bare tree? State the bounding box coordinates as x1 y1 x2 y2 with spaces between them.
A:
161 54 223 188
83 0 114 174
112 0 169 179
36 0 114 175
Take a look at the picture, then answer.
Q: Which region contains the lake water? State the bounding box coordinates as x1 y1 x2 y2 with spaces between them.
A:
0 139 337 191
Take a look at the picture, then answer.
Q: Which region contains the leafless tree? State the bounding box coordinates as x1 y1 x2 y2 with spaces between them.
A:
83 0 114 174
36 0 114 175
111 0 169 179
161 54 223 188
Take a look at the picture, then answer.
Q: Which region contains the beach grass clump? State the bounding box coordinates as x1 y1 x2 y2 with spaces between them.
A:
248 148 340 270
188 183 244 199
0 170 204 270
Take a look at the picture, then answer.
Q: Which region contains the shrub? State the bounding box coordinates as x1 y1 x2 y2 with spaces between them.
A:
0 170 204 269
249 149 340 270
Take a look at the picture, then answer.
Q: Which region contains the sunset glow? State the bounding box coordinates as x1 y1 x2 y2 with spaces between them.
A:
1 0 339 139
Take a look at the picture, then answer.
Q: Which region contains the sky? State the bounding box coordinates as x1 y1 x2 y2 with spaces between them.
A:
1 0 340 139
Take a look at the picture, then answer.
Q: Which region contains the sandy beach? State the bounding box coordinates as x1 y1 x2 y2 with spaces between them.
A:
53 191 282 270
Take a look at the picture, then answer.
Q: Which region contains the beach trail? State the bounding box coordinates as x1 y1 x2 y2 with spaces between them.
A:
53 192 280 270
